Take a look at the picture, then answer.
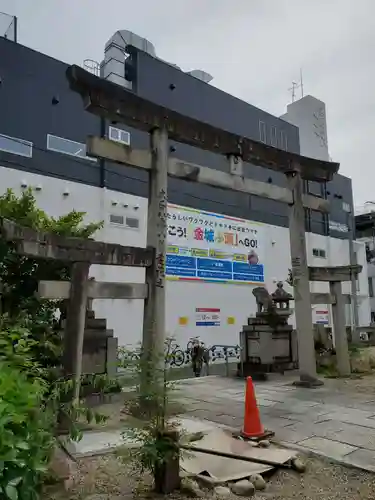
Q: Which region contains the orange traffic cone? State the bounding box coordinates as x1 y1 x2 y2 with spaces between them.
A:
241 376 265 439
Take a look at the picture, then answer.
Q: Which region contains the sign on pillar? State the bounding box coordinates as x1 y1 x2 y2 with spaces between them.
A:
142 127 169 371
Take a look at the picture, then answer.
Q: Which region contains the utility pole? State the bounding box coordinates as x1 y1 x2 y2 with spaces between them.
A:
287 169 322 387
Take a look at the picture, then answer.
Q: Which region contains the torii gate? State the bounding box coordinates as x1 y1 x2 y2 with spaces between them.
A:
66 60 341 387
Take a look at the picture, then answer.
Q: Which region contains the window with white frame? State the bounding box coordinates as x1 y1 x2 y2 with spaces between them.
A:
109 126 131 146
109 213 140 229
0 133 33 157
47 134 96 161
280 130 288 151
109 214 124 225
312 248 326 258
271 126 277 147
125 216 139 229
259 121 266 143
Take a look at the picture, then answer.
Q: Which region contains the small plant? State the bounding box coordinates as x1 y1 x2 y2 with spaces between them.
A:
120 338 184 492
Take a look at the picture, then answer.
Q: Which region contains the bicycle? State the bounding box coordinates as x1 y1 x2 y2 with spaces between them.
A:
167 340 186 367
187 336 201 351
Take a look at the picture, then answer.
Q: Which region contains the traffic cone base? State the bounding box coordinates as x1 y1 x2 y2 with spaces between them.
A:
241 376 269 440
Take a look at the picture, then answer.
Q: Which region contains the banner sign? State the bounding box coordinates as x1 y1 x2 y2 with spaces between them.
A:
195 307 221 327
166 204 264 285
313 309 329 325
329 220 348 233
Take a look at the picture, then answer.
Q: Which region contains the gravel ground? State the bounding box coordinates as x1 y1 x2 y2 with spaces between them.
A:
44 453 375 500
323 371 375 396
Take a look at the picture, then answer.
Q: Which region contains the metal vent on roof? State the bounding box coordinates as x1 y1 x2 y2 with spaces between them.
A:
83 59 100 76
187 69 213 84
100 29 214 88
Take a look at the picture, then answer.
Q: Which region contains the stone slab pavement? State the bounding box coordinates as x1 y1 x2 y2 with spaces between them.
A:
176 375 375 472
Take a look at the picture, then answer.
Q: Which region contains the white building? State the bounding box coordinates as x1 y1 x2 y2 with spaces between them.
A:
355 204 375 323
282 95 370 333
0 160 370 349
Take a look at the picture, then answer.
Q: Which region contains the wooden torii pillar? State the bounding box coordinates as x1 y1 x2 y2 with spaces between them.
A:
66 63 340 388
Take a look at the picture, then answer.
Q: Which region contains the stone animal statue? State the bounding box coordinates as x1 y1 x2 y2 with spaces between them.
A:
252 286 274 313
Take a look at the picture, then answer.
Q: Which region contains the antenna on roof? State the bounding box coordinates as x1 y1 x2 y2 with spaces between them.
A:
300 68 304 98
288 81 298 102
288 69 305 102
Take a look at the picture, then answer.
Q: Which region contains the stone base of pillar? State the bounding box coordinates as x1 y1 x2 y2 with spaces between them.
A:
293 374 324 388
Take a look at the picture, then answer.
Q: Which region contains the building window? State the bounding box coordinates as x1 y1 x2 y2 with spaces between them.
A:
109 126 130 146
47 134 96 161
280 130 288 151
109 214 140 229
369 277 374 298
109 214 124 225
304 208 311 232
259 121 266 143
312 248 326 258
125 216 139 229
307 181 324 198
0 133 33 157
271 126 277 147
342 201 351 213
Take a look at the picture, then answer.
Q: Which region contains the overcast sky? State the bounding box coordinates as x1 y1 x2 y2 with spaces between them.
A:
1 0 374 208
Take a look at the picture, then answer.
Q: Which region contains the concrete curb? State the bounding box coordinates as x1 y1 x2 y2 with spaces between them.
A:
71 414 375 474
276 440 375 474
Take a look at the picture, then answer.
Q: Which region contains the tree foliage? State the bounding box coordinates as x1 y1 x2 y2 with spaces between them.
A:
0 189 104 499
0 188 102 317
0 188 103 372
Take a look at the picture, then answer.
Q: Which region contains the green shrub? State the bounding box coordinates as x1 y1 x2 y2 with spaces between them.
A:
0 189 108 498
0 363 55 500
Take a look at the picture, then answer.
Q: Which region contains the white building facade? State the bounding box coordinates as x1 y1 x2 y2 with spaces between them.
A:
282 95 370 333
0 163 370 349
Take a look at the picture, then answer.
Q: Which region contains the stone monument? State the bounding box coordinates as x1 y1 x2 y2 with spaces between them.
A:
239 283 298 379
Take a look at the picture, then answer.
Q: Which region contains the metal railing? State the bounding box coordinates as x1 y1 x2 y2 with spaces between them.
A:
119 340 242 376
0 12 17 42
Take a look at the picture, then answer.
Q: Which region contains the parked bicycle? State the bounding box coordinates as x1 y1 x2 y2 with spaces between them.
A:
167 339 187 367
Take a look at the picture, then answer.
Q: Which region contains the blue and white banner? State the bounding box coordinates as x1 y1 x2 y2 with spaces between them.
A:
166 204 265 285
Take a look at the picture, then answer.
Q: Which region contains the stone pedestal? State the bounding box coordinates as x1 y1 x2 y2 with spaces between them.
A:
239 283 297 379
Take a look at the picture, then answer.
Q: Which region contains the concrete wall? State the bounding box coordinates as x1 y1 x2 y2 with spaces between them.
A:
281 95 329 162
0 165 370 350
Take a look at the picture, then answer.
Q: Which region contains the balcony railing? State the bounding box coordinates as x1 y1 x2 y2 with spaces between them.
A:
0 12 17 42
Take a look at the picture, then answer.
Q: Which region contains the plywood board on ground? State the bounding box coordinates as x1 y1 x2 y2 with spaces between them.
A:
181 428 296 483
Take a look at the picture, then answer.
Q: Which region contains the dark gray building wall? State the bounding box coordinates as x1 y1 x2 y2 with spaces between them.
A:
0 37 102 186
0 37 352 239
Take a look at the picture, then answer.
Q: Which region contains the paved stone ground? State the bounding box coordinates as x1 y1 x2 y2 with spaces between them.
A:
177 374 375 472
